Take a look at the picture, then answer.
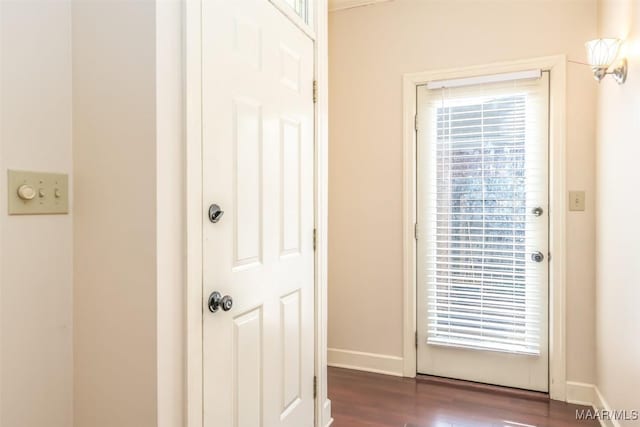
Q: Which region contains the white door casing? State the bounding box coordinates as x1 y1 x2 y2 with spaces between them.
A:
202 1 315 426
416 72 550 392
402 56 567 400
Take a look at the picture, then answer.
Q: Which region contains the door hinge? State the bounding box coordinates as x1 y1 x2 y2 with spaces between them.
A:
313 375 317 399
414 223 418 240
313 228 317 251
313 80 318 103
414 113 418 132
415 331 418 348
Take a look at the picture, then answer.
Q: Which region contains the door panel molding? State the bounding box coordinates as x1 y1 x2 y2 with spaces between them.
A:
233 307 264 426
233 97 264 269
280 290 302 414
402 55 567 401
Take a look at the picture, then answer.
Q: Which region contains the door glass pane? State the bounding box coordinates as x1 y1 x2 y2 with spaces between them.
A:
283 0 309 23
419 75 549 356
430 94 531 353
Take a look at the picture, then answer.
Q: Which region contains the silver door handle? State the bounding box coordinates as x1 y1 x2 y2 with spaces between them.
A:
531 251 545 263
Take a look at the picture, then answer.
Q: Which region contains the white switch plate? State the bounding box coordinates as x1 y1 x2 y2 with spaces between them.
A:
8 170 69 215
568 191 585 212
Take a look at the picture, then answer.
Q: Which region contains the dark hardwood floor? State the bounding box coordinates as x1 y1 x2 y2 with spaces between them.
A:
328 367 597 427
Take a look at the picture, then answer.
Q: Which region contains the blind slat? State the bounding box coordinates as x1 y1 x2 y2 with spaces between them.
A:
427 337 539 355
426 309 533 324
427 316 541 329
427 330 539 350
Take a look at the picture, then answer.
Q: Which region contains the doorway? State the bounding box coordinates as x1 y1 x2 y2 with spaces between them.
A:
416 70 550 392
401 57 568 399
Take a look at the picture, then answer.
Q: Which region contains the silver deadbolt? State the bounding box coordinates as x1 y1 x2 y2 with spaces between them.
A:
208 291 233 313
208 204 224 223
532 207 544 217
531 251 545 263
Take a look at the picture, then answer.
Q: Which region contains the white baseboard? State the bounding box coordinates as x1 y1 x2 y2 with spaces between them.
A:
593 386 621 427
566 381 596 406
565 381 621 427
322 399 333 427
327 348 404 377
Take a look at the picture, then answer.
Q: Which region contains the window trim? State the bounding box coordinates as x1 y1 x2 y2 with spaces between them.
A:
402 56 567 401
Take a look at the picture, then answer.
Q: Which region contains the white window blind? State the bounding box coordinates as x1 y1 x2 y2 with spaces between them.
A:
418 72 549 355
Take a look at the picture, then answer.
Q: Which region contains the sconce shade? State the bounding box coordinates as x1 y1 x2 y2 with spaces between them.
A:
585 38 622 67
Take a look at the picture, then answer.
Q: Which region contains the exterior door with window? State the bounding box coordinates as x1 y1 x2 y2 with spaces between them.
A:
416 71 550 391
201 0 316 426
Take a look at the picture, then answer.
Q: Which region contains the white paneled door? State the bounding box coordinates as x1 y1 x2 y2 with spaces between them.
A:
416 72 550 392
202 1 315 426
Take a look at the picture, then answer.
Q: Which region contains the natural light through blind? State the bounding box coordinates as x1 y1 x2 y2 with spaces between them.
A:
419 74 549 355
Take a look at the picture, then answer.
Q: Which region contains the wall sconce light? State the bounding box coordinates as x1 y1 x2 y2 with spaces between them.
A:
585 38 628 84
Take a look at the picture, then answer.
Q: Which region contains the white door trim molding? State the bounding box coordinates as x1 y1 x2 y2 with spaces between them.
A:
313 0 334 426
185 0 203 425
184 1 331 426
402 55 567 401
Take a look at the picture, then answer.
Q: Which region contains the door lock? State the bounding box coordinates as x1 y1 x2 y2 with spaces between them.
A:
208 204 224 223
208 291 233 313
531 207 544 217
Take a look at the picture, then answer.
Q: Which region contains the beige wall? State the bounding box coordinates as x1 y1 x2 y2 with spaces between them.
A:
0 2 74 426
328 0 598 383
1 2 184 426
72 1 158 426
72 2 185 425
595 0 640 422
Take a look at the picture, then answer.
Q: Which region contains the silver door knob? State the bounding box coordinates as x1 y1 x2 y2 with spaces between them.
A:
531 251 545 263
208 291 233 313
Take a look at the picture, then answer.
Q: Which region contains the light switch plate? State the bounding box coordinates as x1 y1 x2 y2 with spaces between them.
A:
568 190 585 212
8 170 69 215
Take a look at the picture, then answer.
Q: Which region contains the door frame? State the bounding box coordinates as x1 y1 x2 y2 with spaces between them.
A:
184 1 332 426
401 55 567 401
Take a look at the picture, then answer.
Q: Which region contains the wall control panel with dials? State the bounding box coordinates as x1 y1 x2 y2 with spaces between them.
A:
8 170 69 215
